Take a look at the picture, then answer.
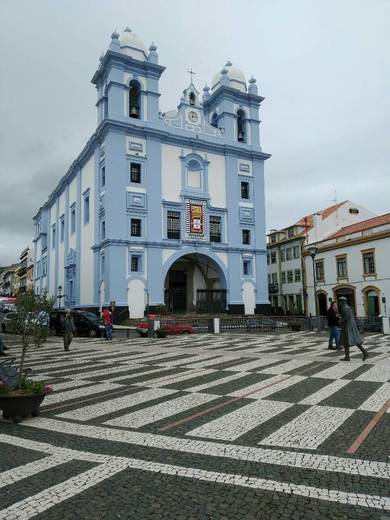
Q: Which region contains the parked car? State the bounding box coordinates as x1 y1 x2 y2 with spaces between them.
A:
1 312 18 333
246 318 277 331
135 319 193 337
49 310 106 338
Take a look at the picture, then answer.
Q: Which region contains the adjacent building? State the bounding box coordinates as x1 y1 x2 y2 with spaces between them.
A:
0 264 19 297
267 201 375 314
33 28 271 318
16 246 34 294
304 212 390 318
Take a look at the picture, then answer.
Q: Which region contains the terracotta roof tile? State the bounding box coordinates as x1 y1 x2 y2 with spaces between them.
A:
294 201 347 229
327 213 390 239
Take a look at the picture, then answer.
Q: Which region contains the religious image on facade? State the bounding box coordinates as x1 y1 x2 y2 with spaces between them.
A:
33 28 271 318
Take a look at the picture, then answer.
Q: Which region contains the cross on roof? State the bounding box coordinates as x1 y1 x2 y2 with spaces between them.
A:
187 68 196 83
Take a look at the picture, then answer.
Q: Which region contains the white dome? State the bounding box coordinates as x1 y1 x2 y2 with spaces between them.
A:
212 63 247 93
119 28 147 60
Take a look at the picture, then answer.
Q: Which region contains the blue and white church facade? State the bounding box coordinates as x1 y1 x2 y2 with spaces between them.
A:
33 28 271 318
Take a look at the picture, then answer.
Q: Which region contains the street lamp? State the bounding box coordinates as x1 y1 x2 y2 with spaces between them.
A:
57 285 65 310
307 246 318 317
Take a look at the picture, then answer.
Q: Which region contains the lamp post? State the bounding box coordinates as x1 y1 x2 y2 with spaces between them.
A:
308 247 318 317
57 285 65 310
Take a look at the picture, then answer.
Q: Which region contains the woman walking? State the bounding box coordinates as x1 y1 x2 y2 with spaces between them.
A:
338 297 368 361
327 302 341 350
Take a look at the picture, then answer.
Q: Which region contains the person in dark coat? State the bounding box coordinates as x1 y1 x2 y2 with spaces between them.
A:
62 309 76 352
327 302 341 350
338 297 368 361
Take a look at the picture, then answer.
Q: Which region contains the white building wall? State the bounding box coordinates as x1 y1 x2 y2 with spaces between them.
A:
57 192 65 290
68 177 77 251
161 144 182 202
305 236 390 317
49 203 56 296
80 155 95 305
207 152 226 208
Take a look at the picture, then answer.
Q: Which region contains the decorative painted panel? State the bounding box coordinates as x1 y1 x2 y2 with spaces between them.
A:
185 200 206 239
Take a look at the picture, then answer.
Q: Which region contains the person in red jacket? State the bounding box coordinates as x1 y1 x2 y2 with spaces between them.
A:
101 308 113 341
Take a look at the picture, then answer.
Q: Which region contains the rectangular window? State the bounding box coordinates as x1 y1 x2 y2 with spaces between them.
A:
131 255 139 272
271 272 278 284
101 220 106 240
101 166 106 187
293 245 300 259
288 228 294 238
270 250 277 264
242 229 250 245
101 255 105 276
294 269 301 282
268 273 271 284
362 250 375 275
84 196 90 224
130 163 141 183
42 258 47 276
267 253 270 265
286 247 293 261
131 218 142 237
167 211 180 239
60 216 65 242
287 270 293 283
280 249 285 262
51 225 56 248
296 294 303 314
281 271 286 284
210 215 221 243
243 260 252 276
69 280 74 301
36 261 41 278
240 181 249 199
315 260 325 282
70 206 76 234
336 256 348 278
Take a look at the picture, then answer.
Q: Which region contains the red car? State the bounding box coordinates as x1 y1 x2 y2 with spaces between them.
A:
136 319 193 337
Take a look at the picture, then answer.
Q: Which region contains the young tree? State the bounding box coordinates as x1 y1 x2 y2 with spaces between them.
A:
13 291 54 389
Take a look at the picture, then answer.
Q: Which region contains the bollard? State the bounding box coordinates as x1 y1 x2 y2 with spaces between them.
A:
213 317 220 334
381 316 390 335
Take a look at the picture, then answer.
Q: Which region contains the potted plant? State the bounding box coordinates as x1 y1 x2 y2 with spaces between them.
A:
290 322 302 332
0 291 54 423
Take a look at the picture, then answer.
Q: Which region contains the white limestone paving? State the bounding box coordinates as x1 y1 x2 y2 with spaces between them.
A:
105 392 217 428
259 405 355 450
58 387 177 421
186 399 293 441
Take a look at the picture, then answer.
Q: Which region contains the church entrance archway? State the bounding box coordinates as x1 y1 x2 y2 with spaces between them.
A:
317 292 328 316
164 253 227 313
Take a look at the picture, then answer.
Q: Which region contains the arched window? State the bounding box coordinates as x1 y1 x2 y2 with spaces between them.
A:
211 112 218 128
129 80 141 119
186 159 202 189
237 109 245 142
189 92 196 106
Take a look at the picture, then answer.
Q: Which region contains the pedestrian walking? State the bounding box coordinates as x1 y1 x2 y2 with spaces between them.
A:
0 335 8 356
62 309 76 352
327 301 341 350
338 297 368 361
102 308 113 341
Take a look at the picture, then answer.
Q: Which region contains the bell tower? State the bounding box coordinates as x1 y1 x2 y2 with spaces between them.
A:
91 28 165 125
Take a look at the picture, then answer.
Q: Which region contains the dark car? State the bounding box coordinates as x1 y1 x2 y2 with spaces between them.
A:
49 310 106 338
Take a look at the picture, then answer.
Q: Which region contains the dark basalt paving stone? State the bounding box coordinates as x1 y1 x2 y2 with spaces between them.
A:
1 459 96 510
202 372 274 395
111 367 187 386
165 370 238 391
208 358 254 370
0 441 48 472
32 466 386 520
264 377 328 403
319 410 390 463
240 403 310 446
320 381 382 409
2 423 389 499
144 353 197 365
341 364 375 380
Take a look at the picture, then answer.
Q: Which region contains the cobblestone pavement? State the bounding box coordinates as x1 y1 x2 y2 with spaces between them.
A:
0 331 389 519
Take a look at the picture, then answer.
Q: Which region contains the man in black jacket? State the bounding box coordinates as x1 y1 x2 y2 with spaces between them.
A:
327 302 341 350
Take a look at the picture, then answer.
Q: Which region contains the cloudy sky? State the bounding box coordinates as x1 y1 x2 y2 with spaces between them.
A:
1 0 389 265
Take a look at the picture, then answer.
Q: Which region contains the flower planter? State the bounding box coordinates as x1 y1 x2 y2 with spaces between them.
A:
0 393 47 423
290 324 302 332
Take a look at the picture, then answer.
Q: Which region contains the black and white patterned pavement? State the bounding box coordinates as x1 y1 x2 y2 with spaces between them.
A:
1 331 389 519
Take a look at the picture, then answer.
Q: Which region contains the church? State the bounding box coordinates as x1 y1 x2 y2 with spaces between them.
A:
33 28 271 318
